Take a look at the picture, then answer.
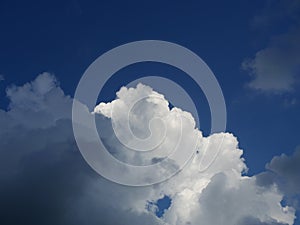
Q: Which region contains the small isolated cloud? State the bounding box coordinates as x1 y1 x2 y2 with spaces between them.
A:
243 1 300 94
0 74 299 225
0 74 4 81
242 29 300 93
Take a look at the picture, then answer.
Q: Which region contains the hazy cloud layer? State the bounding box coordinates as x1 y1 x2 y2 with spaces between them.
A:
0 73 299 225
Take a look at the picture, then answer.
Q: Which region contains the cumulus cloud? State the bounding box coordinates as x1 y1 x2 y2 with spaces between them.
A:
3 72 72 129
94 83 199 168
0 73 299 225
242 29 300 93
243 1 300 94
0 73 163 225
256 147 300 207
155 134 295 225
0 74 4 81
266 147 300 195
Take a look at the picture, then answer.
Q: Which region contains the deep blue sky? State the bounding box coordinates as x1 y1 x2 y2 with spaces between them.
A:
0 0 299 178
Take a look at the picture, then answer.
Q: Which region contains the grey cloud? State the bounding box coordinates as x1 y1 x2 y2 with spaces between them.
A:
238 216 288 225
256 147 300 196
0 119 162 225
266 148 300 195
255 171 277 189
5 72 72 129
0 73 162 225
243 1 300 94
242 29 300 93
255 147 300 212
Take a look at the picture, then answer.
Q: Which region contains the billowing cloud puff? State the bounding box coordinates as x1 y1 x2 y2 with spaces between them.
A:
94 83 199 168
266 148 300 195
2 72 72 130
256 147 300 210
0 73 298 225
94 80 296 224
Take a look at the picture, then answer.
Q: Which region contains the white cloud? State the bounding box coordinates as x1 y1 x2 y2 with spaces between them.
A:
155 134 295 225
94 83 199 168
0 74 298 225
93 83 296 225
0 74 4 81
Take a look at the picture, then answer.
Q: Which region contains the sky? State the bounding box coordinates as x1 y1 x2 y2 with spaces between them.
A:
0 0 300 225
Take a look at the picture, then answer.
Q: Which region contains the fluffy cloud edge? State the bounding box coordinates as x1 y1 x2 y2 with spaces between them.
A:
0 73 298 225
